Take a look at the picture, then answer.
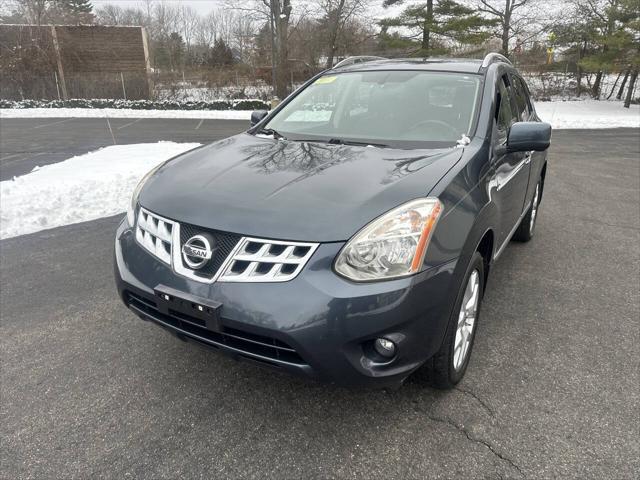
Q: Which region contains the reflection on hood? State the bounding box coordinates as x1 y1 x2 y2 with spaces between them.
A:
140 134 463 241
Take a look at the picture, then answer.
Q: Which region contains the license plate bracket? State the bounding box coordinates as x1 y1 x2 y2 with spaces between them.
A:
153 284 222 332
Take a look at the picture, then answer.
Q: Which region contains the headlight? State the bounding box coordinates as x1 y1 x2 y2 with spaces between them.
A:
334 198 443 281
126 163 165 227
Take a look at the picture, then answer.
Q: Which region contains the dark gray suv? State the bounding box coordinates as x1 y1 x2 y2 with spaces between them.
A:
114 54 551 389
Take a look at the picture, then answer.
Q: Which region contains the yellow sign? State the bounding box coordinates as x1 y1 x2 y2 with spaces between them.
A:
315 76 337 85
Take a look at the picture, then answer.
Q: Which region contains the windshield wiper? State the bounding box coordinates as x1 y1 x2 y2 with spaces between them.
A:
280 136 389 148
327 138 389 148
256 128 286 140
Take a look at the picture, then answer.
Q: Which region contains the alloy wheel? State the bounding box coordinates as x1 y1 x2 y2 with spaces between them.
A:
529 182 540 234
453 269 480 371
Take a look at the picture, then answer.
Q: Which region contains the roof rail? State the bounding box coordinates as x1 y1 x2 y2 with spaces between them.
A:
481 52 512 68
332 56 386 69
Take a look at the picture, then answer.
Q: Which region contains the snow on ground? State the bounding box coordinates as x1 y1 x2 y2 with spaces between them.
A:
0 98 637 239
535 100 640 129
0 108 253 120
0 142 200 239
156 85 273 102
2 100 638 128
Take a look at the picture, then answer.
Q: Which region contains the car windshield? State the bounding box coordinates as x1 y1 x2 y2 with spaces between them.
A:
263 70 482 148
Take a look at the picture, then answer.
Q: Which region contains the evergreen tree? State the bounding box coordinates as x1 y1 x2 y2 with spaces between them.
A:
377 26 417 54
55 0 94 23
155 32 185 71
208 38 235 67
65 0 93 14
380 0 497 56
167 32 185 71
553 0 639 101
618 0 640 106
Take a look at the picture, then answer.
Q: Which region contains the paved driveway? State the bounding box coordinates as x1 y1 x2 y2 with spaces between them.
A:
1 123 638 478
0 117 246 180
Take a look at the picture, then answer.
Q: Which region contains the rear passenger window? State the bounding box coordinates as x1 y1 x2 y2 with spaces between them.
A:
496 76 516 134
512 76 532 121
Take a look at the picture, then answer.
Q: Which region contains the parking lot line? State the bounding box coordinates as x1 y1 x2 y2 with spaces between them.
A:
30 118 76 130
116 118 143 130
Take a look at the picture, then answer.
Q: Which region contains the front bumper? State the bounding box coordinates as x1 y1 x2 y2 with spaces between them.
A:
114 218 459 388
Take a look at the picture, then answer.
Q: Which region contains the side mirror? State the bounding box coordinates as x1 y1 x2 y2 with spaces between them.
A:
507 122 552 152
250 110 269 126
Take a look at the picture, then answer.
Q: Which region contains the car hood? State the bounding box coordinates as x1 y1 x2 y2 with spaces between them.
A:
140 134 462 242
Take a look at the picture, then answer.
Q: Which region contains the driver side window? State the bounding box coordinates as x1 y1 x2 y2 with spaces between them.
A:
495 75 517 141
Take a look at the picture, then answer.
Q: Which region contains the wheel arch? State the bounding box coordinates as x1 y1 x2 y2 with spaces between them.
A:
446 201 498 314
475 229 494 292
540 161 547 198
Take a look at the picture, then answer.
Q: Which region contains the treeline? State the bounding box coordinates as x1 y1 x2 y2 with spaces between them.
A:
2 0 638 105
552 0 639 105
1 0 378 99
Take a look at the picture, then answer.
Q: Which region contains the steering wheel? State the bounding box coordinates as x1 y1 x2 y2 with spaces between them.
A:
406 119 459 139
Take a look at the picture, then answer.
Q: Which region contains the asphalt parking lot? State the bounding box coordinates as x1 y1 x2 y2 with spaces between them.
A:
0 117 246 180
1 119 639 479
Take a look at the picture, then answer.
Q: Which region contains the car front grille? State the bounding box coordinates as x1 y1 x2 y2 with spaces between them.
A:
136 209 174 264
126 291 307 366
135 207 319 284
218 238 318 282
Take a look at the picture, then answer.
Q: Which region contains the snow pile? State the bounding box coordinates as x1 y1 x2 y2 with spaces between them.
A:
0 142 200 239
156 85 274 102
0 108 253 120
535 100 639 129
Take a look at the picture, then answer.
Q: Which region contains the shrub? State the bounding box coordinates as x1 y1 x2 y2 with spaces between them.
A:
0 98 270 110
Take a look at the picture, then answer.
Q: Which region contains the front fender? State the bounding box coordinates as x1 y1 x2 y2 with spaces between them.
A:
423 141 498 348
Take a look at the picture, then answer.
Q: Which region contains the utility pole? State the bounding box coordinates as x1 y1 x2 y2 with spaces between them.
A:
50 26 68 100
269 4 277 97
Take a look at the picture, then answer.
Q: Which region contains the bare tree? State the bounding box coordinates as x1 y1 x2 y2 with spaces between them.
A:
231 15 257 62
196 10 219 47
7 0 49 25
477 0 536 56
269 0 293 98
152 2 179 40
194 9 257 62
320 0 365 68
227 0 297 98
624 69 638 108
217 9 240 46
177 5 199 54
95 4 123 24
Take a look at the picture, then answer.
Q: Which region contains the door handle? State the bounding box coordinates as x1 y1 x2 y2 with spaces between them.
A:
524 151 533 164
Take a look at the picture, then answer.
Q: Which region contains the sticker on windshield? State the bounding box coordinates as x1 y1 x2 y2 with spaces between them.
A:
315 76 337 85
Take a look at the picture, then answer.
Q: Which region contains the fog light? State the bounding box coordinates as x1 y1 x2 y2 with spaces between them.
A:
374 338 396 358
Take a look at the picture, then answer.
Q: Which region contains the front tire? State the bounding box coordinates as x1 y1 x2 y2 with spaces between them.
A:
425 251 484 389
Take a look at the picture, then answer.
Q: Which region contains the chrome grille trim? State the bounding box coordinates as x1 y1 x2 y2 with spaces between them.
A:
134 208 318 283
218 237 319 283
135 208 175 265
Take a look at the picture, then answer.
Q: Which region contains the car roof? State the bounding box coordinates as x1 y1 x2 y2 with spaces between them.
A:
332 58 491 75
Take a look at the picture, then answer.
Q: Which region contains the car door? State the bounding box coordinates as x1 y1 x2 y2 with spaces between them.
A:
511 74 542 203
491 73 531 249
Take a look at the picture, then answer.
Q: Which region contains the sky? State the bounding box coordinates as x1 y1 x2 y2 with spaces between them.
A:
91 0 224 15
90 0 394 17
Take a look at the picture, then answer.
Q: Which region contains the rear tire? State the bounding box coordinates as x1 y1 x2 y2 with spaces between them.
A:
513 179 541 242
424 251 484 389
